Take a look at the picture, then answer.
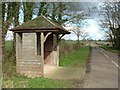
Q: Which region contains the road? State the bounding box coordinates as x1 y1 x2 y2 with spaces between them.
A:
83 44 119 88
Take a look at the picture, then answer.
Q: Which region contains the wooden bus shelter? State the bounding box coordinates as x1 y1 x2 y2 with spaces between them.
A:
10 15 70 77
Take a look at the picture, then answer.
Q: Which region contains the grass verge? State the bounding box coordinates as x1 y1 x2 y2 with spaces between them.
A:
3 75 71 88
60 46 91 68
100 45 120 53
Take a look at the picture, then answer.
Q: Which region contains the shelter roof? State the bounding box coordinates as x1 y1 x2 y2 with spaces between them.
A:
10 15 70 34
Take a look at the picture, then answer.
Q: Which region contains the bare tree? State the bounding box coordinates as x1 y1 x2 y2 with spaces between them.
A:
90 2 120 49
81 31 89 40
71 26 81 43
70 26 89 43
100 2 120 49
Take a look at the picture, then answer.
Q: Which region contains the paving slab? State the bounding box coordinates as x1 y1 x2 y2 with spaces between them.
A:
44 65 85 80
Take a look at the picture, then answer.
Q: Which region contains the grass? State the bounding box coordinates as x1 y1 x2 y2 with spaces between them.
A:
3 75 71 88
3 40 90 88
100 45 120 53
60 46 90 68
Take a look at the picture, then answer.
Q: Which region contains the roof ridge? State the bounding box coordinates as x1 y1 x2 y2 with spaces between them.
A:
41 15 58 28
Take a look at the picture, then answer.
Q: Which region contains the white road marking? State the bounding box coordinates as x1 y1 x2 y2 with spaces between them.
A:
99 49 120 69
103 54 109 58
112 60 120 69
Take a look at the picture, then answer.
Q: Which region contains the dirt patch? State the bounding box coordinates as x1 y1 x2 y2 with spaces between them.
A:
86 46 92 73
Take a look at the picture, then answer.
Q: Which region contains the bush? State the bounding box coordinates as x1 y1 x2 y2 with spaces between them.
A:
3 41 16 78
59 41 81 57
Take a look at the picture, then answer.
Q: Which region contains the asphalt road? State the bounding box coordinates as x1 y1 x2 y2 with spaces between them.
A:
83 44 119 88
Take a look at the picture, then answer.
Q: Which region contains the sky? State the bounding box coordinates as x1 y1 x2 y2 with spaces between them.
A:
6 19 105 40
62 2 106 40
63 19 105 40
6 2 106 41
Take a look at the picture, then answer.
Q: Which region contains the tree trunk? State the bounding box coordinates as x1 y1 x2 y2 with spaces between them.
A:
12 2 20 61
23 2 34 22
58 2 63 25
0 30 2 60
2 33 6 62
51 3 56 21
2 2 5 62
2 2 13 62
38 2 48 16
115 26 120 49
109 34 114 46
77 34 80 44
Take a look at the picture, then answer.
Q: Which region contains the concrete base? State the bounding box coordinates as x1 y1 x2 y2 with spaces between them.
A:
44 65 85 80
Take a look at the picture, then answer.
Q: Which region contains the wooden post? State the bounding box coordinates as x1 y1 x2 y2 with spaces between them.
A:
16 33 22 73
16 33 22 58
41 32 44 76
56 34 59 66
59 34 65 41
44 32 52 43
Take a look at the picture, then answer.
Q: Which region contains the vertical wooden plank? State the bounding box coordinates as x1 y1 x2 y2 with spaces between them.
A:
53 34 58 65
16 33 19 59
36 33 41 55
41 32 44 76
16 33 19 73
35 33 37 56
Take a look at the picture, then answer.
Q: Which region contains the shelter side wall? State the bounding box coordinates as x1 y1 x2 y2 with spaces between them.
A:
16 33 42 77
